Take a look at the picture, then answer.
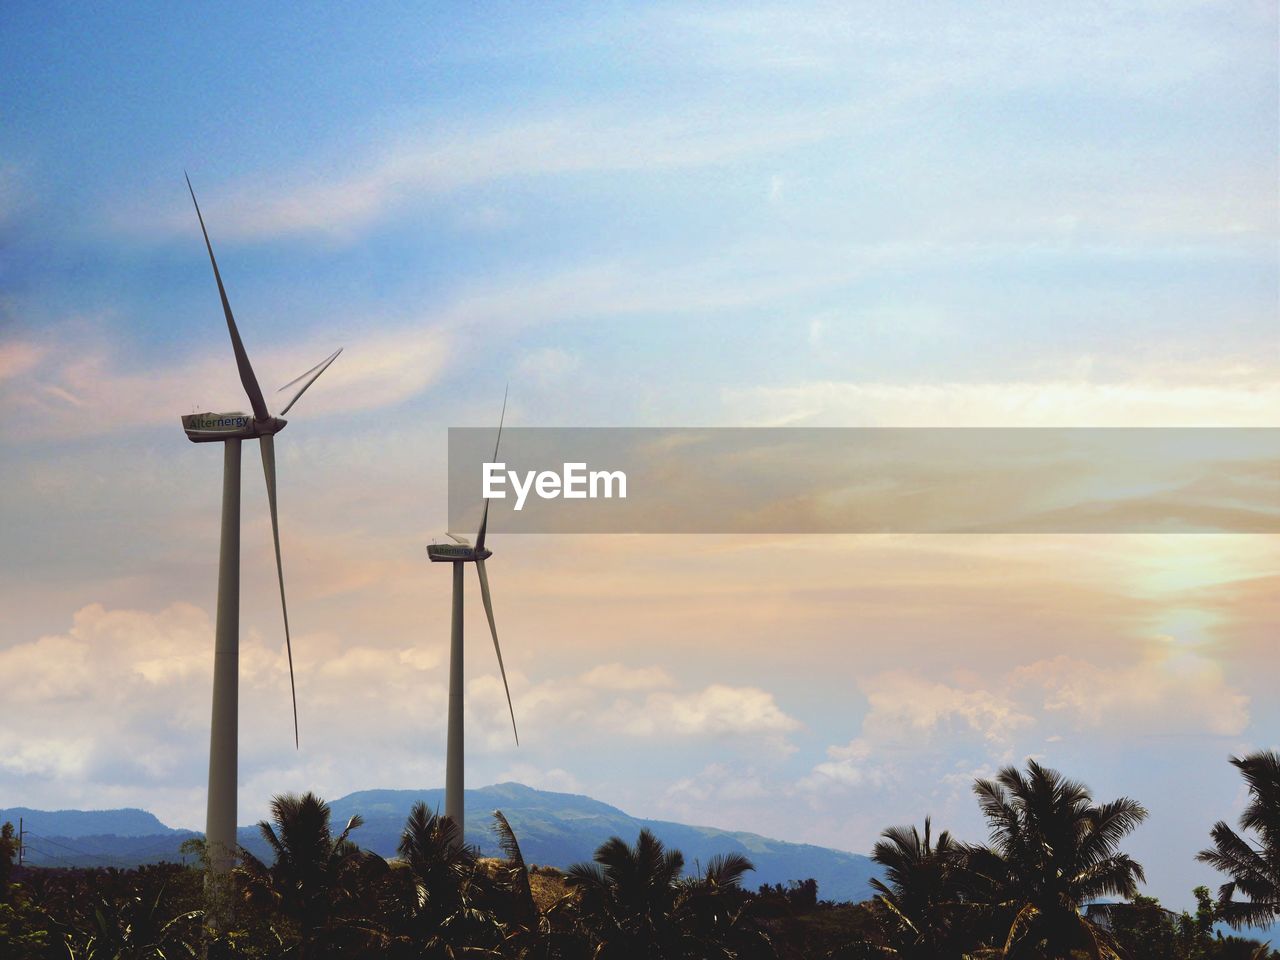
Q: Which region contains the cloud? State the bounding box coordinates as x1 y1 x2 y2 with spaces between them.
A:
1011 649 1249 737
0 598 802 825
579 662 675 690
803 738 892 791
0 340 44 382
861 673 1034 745
615 684 801 739
0 321 450 441
0 603 217 794
130 106 835 241
517 347 580 386
725 376 1280 428
493 763 581 794
801 640 1250 798
0 602 453 826
798 678 1031 796
662 762 770 826
466 666 800 751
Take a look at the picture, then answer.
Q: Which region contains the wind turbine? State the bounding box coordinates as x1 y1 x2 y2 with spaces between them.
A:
180 175 342 878
426 392 519 841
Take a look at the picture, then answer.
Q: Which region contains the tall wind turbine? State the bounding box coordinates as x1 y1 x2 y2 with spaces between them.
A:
180 175 342 877
426 392 519 840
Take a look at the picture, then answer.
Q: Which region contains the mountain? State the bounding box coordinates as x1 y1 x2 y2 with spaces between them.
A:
0 805 198 871
4 783 880 903
322 783 880 902
0 806 177 838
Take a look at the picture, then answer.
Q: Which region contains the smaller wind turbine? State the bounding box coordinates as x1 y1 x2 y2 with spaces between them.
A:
426 391 519 840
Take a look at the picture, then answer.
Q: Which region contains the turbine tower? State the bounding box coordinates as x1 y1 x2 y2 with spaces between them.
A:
427 392 519 841
180 175 342 880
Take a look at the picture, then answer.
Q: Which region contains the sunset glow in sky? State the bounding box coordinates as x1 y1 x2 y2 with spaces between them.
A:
1 2 1276 910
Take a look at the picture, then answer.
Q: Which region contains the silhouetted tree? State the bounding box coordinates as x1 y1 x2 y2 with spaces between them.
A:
967 759 1147 959
381 803 504 958
1198 750 1280 929
490 810 589 960
237 792 385 958
0 823 17 899
566 829 775 960
860 817 969 959
678 852 776 959
567 828 686 958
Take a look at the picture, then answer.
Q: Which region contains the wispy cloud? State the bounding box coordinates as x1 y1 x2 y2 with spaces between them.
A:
0 320 450 441
128 105 840 242
0 339 45 382
725 375 1280 428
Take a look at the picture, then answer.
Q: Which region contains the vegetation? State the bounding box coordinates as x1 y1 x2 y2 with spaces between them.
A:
1197 751 1280 930
2 754 1277 958
966 760 1148 958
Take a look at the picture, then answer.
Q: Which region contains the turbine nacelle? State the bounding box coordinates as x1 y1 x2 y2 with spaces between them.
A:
427 542 493 562
182 412 287 443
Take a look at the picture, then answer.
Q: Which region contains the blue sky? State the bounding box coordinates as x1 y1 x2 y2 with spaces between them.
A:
1 1 1277 912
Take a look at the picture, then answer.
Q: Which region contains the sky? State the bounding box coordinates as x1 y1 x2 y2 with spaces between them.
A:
1 1 1277 911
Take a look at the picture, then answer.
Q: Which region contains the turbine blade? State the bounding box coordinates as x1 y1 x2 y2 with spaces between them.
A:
445 532 471 545
476 502 492 554
475 385 508 551
185 174 270 421
278 348 342 416
259 434 299 749
476 558 518 745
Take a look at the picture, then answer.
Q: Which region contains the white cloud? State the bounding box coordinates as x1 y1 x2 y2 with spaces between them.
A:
465 667 800 752
801 642 1250 798
798 678 1030 796
0 320 450 441
610 684 801 739
579 662 674 690
0 603 453 826
0 615 789 816
1011 649 1250 737
804 738 890 791
861 672 1034 746
725 376 1280 428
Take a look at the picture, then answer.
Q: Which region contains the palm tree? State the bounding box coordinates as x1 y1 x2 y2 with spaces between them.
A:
566 830 774 960
490 810 589 960
862 817 969 959
236 792 383 958
566 828 686 959
492 810 536 928
383 802 504 957
1197 750 1280 929
677 853 775 960
968 759 1147 959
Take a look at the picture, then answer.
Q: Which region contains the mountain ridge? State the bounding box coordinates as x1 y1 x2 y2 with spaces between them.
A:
3 783 879 902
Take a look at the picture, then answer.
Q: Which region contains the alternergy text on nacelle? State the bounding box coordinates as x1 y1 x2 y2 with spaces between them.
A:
483 462 627 511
